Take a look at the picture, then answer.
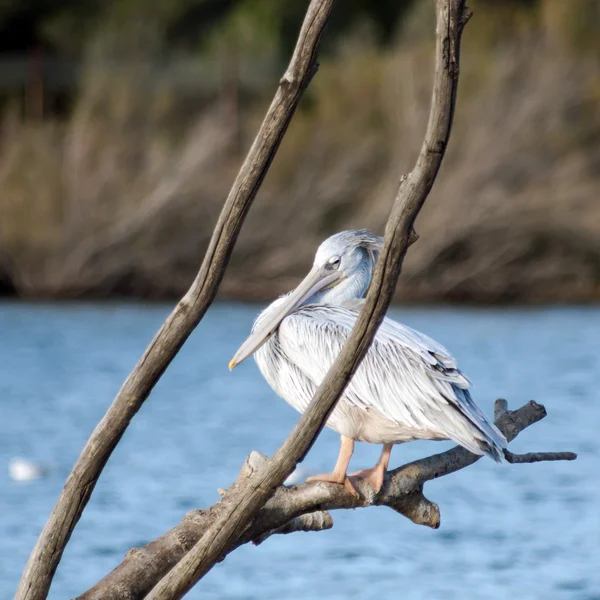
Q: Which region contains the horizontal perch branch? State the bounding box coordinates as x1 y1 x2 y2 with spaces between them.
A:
78 399 576 599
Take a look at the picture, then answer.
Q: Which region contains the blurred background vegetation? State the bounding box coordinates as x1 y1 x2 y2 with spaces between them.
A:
0 0 598 303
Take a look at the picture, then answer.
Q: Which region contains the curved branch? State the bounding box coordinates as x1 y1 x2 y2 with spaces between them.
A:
145 3 473 598
78 399 576 599
15 3 334 599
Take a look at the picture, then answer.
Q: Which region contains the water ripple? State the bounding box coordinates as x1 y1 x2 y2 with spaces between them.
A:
0 302 597 599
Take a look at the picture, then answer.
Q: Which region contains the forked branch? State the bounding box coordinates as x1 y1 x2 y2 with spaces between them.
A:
78 399 575 599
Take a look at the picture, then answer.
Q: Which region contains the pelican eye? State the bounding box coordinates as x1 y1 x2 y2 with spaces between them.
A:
327 256 341 270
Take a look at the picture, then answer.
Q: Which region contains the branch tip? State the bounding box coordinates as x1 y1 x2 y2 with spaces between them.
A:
504 449 577 464
408 229 420 245
460 6 473 30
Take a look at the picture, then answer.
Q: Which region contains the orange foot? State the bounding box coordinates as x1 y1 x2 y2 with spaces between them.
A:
306 473 360 497
348 465 386 494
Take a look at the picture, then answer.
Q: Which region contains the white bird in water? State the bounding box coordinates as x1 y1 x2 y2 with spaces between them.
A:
8 457 46 482
230 230 506 495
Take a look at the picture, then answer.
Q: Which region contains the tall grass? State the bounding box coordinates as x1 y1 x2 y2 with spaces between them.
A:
1 0 599 302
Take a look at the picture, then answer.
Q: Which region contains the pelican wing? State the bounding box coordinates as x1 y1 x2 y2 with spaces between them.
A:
278 304 506 459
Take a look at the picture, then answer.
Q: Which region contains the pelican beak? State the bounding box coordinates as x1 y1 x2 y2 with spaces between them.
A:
229 265 343 369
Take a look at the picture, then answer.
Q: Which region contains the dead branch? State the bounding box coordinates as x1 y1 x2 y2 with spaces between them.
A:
141 3 472 598
15 2 334 599
78 399 575 599
251 511 334 546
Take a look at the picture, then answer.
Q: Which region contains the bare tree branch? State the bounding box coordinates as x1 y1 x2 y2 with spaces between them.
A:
504 449 576 463
15 3 334 599
142 2 473 598
252 510 334 546
78 399 576 599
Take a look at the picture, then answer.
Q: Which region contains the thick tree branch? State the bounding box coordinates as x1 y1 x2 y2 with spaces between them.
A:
144 2 472 598
78 399 576 599
15 3 334 599
252 510 334 546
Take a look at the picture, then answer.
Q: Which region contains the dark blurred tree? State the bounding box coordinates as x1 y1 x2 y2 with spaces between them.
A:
0 0 100 53
170 0 418 55
0 0 418 58
3 0 600 61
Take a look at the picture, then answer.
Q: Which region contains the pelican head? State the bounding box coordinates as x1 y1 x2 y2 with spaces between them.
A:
229 230 383 369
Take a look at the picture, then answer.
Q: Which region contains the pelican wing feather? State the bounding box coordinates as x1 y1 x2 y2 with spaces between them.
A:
278 304 506 459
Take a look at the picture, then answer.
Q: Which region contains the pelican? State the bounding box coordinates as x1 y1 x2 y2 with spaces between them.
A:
230 230 506 494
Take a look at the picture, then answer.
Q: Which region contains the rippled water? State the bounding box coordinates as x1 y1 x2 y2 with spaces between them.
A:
1 302 598 599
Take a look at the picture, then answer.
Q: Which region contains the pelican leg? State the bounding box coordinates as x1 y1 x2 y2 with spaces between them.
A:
348 443 393 494
306 435 358 497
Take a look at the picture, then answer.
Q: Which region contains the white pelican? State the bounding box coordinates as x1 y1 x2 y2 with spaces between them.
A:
230 230 506 494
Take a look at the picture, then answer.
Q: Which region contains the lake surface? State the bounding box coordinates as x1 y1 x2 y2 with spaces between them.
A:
0 302 598 599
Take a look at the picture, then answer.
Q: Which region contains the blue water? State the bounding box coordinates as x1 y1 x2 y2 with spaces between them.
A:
0 302 598 599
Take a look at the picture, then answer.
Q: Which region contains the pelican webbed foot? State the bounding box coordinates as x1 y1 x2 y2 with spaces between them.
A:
304 435 359 496
305 472 359 497
348 442 393 494
347 465 386 494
